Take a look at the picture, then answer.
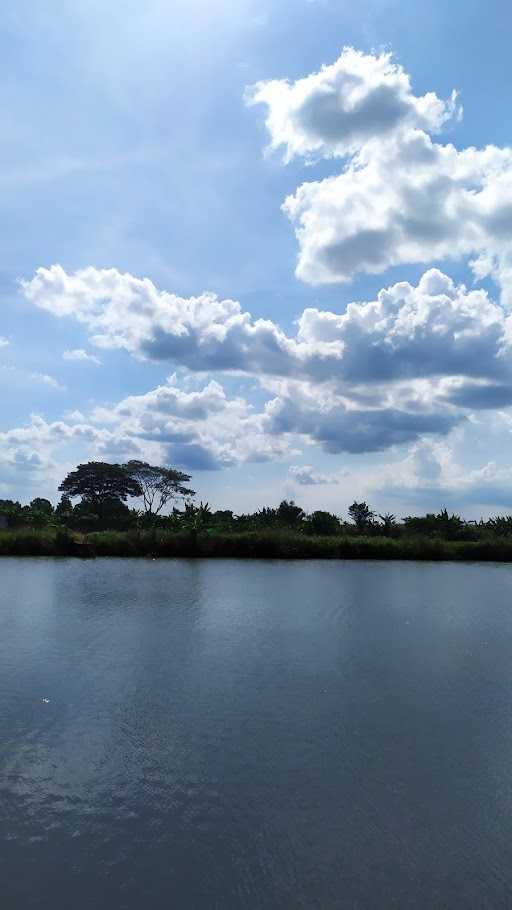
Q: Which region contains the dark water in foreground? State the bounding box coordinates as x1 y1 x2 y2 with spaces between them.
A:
2 559 512 908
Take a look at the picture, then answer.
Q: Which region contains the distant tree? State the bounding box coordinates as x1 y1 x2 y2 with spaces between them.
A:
182 501 212 546
348 501 375 531
486 515 512 537
0 499 22 525
0 499 20 511
123 460 194 517
402 508 464 540
55 494 73 522
58 462 142 519
305 510 341 536
379 513 397 536
29 498 54 516
209 510 235 531
249 507 278 529
26 508 53 529
70 495 134 530
277 500 305 528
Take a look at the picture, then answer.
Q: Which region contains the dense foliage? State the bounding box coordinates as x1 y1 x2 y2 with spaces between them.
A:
2 461 512 557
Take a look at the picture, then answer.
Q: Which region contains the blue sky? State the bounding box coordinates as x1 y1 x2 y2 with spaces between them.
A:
3 0 512 517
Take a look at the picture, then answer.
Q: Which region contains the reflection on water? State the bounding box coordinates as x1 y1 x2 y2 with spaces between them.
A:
2 558 512 908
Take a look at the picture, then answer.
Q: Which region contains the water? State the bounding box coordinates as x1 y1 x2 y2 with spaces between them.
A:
2 558 512 908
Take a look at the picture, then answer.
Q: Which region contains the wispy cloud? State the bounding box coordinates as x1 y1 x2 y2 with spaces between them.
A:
30 372 65 391
63 348 102 365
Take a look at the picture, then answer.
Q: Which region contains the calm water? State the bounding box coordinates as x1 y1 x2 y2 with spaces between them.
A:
2 559 512 908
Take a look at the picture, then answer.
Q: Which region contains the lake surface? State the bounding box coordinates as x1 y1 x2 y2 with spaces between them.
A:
2 558 512 908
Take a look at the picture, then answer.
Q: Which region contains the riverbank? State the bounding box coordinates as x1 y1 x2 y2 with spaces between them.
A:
2 528 512 560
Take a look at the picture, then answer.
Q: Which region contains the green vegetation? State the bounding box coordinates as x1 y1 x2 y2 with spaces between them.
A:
2 460 512 559
3 526 512 561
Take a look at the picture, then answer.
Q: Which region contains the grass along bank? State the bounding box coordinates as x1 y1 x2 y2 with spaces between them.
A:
3 527 512 560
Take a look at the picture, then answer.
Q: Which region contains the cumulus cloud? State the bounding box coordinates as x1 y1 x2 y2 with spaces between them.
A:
0 376 292 485
103 376 292 470
372 439 512 511
3 373 512 511
0 337 9 348
21 263 512 455
296 269 512 386
21 265 299 373
288 464 341 485
247 47 460 161
249 47 512 303
63 348 102 365
264 379 461 454
21 266 512 409
283 131 512 293
0 413 106 494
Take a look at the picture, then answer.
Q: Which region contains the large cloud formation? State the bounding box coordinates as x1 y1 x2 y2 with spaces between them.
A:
16 48 512 487
250 48 512 303
0 377 292 495
246 47 460 161
22 264 512 386
20 264 512 457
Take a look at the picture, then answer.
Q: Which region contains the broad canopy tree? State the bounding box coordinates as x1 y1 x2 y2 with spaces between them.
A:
58 460 195 521
123 460 194 517
58 462 143 518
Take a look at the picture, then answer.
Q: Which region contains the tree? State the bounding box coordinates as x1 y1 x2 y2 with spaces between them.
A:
379 513 396 536
0 500 22 525
73 495 132 529
487 515 512 537
305 510 341 536
55 494 73 522
181 501 212 546
23 498 54 529
403 509 464 539
123 460 194 517
276 500 305 528
58 462 142 518
29 498 53 516
348 501 375 531
208 510 235 531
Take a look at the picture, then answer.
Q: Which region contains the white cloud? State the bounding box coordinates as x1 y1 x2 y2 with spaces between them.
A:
371 438 512 512
30 372 65 390
0 376 293 489
21 266 512 385
4 374 512 513
104 376 292 470
283 131 512 295
249 47 512 305
263 377 461 454
63 348 102 365
247 47 460 162
21 265 298 372
21 266 512 426
0 337 9 348
22 262 512 455
288 464 341 485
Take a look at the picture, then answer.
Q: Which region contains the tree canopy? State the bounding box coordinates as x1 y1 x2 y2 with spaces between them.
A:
348 501 375 530
58 462 142 517
276 500 305 527
123 460 194 516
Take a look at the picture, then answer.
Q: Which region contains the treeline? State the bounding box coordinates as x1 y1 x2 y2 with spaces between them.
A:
1 460 512 543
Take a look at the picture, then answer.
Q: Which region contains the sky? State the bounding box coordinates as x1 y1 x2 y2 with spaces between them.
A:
3 0 512 518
